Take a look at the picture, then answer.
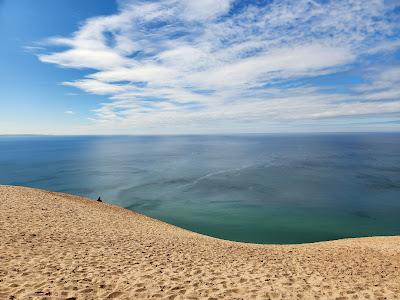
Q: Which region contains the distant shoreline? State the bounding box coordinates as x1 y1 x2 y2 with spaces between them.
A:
1 131 400 137
1 185 399 299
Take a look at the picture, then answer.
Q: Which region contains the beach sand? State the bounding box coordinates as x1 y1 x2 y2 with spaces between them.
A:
0 185 399 299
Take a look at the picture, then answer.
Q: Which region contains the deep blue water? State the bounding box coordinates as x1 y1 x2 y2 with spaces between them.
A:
1 133 400 244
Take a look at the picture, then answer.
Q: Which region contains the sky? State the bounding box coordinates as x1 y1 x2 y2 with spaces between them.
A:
1 0 400 135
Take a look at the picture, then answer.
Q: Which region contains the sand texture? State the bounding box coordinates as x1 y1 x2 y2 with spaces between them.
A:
0 185 399 299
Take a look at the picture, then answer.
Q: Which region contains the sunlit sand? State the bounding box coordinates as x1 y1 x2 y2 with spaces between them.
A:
1 185 399 299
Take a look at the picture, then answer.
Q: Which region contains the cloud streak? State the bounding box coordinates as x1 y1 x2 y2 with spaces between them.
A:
36 0 400 133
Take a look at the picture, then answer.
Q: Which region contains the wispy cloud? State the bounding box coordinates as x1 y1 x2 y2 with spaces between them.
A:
64 110 74 115
36 0 400 133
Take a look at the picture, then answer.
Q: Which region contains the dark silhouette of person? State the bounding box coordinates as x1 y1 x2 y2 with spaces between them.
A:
97 197 102 202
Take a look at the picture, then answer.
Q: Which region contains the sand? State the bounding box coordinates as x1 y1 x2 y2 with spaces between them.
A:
0 185 399 299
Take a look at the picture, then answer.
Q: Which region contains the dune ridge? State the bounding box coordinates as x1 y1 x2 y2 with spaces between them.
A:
0 185 399 299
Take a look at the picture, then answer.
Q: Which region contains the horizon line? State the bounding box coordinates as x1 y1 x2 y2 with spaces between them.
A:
1 131 400 137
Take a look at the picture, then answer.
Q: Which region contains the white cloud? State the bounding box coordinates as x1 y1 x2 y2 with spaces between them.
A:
188 44 354 89
64 110 74 114
366 40 400 54
36 0 400 133
181 0 231 21
63 79 131 95
40 48 130 69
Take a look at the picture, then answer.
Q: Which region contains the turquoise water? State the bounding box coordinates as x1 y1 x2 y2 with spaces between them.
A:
1 133 400 244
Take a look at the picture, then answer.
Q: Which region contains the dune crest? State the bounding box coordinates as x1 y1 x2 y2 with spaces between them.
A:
0 185 399 299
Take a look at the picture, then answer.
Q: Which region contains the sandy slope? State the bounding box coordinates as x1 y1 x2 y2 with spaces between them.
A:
0 185 399 300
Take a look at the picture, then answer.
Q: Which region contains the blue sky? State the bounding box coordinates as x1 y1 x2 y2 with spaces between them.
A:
1 0 400 134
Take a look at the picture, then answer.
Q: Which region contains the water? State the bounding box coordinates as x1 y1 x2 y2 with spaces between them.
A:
1 133 400 244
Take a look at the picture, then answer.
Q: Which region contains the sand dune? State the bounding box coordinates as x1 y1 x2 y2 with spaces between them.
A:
0 185 399 299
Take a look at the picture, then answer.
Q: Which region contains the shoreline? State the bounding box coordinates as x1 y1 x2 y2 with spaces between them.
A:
16 185 400 247
4 185 399 247
1 185 399 299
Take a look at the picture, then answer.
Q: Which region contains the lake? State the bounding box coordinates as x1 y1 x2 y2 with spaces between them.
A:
1 133 400 243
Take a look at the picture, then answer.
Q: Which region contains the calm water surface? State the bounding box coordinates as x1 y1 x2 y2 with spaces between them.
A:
1 133 400 243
